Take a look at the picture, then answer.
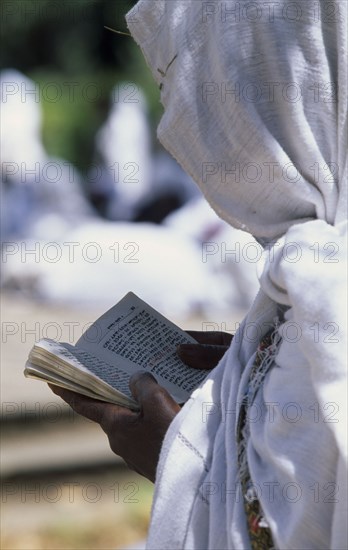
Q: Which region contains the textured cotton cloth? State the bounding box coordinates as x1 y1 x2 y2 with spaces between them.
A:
126 1 347 548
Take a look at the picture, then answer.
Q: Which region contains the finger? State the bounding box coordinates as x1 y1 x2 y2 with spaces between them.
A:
129 372 180 416
48 383 117 424
185 330 233 346
129 371 158 399
177 343 229 369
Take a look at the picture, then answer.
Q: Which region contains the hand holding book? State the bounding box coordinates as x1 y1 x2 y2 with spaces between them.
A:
49 330 232 482
49 371 180 482
25 292 233 481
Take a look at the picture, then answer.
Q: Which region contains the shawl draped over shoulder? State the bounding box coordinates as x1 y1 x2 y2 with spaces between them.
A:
126 1 347 548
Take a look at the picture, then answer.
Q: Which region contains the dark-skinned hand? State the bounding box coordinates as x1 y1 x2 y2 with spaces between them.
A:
177 330 233 369
48 330 233 482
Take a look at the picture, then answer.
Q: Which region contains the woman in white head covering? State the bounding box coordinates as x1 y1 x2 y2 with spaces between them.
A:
51 1 347 548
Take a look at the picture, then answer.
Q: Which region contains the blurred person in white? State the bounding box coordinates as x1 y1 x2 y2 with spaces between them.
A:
92 83 199 222
0 69 92 241
92 83 153 221
51 1 347 549
1 69 46 238
0 74 254 316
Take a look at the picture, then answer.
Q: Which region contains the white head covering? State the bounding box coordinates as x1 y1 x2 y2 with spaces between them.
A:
127 0 346 240
127 1 347 548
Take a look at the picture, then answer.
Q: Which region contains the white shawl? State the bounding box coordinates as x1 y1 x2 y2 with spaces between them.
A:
126 1 347 548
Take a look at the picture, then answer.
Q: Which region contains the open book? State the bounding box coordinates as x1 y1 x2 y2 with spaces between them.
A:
24 292 209 410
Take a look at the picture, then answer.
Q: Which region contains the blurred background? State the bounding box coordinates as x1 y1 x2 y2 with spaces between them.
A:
1 1 260 548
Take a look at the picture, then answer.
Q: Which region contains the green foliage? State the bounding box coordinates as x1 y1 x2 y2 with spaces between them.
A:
2 0 162 174
1 0 137 73
31 70 119 171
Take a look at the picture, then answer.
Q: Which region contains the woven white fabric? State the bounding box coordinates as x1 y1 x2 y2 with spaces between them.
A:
126 1 347 548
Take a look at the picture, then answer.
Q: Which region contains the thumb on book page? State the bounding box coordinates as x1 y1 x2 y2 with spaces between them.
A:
129 372 180 417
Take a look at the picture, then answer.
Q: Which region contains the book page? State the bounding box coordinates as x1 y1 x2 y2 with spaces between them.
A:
28 339 136 406
65 346 133 399
24 361 133 406
76 293 208 402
